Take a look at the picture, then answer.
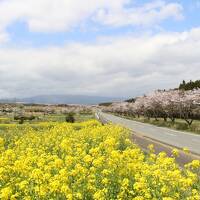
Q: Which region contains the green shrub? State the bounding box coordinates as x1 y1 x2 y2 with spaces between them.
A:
65 112 75 123
173 123 188 130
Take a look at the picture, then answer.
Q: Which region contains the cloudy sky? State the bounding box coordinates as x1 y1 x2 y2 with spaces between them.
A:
0 0 200 98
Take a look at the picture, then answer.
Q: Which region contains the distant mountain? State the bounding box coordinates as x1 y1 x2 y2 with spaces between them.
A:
0 95 123 105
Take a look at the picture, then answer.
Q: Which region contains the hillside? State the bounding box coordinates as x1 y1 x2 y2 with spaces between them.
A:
0 95 123 105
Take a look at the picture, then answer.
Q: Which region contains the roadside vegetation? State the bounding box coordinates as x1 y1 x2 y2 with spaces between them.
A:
102 89 200 134
0 120 199 199
114 114 200 134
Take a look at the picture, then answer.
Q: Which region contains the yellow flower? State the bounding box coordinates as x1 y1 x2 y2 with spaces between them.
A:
148 144 155 153
38 185 48 197
0 137 4 149
10 193 18 200
61 185 71 195
191 160 200 169
19 180 28 190
66 194 73 200
161 186 169 195
54 158 63 168
49 180 60 192
102 178 109 185
0 187 12 200
75 192 82 199
102 169 110 176
183 147 190 154
31 169 43 180
93 190 105 200
172 148 179 157
83 154 93 163
0 120 199 199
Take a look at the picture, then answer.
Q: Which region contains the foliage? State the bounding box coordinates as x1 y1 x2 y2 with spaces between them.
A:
14 115 36 124
122 116 200 134
65 112 75 123
104 89 200 126
179 80 200 91
125 98 136 103
0 121 199 199
79 110 93 115
99 102 113 107
0 118 10 124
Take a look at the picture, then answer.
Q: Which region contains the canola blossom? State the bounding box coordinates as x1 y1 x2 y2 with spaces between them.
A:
0 120 199 199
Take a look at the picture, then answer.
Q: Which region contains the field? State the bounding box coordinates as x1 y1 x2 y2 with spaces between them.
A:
0 119 200 199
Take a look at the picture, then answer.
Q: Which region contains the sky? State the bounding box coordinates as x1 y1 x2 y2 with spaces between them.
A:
0 0 200 98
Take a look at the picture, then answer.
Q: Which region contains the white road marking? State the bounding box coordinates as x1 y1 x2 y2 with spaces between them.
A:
99 112 200 155
165 133 177 137
105 113 200 139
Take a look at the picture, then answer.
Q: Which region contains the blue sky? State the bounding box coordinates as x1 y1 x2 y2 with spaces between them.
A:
0 0 200 98
4 0 200 47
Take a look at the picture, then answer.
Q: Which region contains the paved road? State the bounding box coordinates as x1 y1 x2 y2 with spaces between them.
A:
98 112 200 156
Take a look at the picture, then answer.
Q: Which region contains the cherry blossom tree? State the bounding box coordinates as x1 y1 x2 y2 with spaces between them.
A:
101 89 200 126
161 90 180 122
178 89 200 125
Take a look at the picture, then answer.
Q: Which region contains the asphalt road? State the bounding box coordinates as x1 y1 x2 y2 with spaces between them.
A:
98 112 200 156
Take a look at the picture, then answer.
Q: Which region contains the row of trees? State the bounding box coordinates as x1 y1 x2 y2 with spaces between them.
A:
179 80 200 91
103 89 200 126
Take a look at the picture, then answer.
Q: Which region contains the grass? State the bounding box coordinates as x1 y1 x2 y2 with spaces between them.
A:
75 113 94 122
0 113 95 130
113 114 200 135
0 112 95 139
40 113 94 122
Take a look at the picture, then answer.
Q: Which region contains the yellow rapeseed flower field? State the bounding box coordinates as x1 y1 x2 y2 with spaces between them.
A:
0 120 199 199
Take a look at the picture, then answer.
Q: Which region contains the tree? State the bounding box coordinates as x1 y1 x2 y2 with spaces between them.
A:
178 90 200 126
179 80 200 90
14 115 36 124
125 98 136 103
65 112 75 123
101 88 200 126
161 90 180 122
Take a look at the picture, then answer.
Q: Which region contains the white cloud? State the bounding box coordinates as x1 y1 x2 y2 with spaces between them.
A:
0 27 200 98
0 32 9 43
0 0 183 36
95 0 183 27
